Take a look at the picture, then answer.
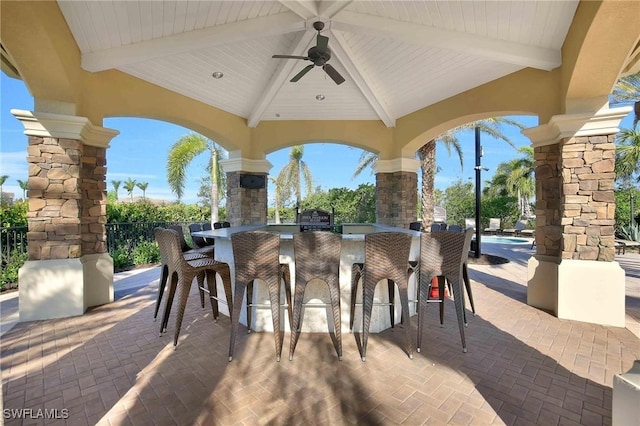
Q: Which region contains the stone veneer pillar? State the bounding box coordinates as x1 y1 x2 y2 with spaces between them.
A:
523 107 631 327
219 152 271 226
374 158 420 228
12 110 119 321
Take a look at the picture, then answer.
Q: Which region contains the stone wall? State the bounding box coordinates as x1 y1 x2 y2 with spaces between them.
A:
80 145 108 255
534 134 617 261
375 171 417 228
560 134 616 261
534 144 562 256
26 136 107 260
226 172 267 226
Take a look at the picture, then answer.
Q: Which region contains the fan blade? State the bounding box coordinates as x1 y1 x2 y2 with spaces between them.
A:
316 34 329 51
290 64 315 82
272 55 309 60
323 64 345 85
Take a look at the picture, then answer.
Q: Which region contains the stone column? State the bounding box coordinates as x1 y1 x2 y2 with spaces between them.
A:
219 152 272 226
12 110 119 321
374 158 420 228
523 107 631 327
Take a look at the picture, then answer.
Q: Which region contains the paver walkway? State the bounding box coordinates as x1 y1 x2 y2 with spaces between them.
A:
1 242 640 425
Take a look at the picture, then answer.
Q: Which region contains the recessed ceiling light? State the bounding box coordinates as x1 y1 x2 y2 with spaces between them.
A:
212 71 224 79
316 94 326 101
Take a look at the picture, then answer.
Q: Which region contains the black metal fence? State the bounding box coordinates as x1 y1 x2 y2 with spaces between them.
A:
0 225 28 262
0 222 205 262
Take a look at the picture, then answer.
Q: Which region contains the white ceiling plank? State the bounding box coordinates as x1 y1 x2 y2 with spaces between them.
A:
247 30 316 127
278 1 317 20
82 12 305 72
332 10 561 71
329 30 395 127
318 1 353 19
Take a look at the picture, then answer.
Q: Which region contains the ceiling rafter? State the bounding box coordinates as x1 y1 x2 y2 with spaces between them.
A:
318 1 353 19
329 30 395 127
278 1 317 20
82 12 305 72
332 11 561 71
247 30 316 128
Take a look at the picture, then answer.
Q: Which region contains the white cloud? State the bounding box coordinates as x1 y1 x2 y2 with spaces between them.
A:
0 151 28 177
107 172 157 179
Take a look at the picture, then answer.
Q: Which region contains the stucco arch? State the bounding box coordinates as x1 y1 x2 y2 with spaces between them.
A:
252 120 393 159
395 68 559 156
560 0 640 112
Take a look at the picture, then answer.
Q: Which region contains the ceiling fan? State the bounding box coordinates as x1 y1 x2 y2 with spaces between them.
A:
272 21 345 85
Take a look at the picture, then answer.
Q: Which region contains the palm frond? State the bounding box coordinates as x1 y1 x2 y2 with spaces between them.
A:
166 133 207 200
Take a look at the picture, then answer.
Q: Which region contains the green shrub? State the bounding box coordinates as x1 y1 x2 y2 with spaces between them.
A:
111 247 132 270
132 240 160 265
0 252 28 290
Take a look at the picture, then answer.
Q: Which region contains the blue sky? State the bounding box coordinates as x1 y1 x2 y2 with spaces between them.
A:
1 72 634 206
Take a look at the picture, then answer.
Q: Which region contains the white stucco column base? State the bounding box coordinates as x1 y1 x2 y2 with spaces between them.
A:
527 255 625 327
18 254 114 322
613 360 640 426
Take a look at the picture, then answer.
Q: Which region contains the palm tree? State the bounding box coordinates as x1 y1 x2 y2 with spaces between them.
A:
269 176 288 224
275 146 313 216
111 180 121 200
167 133 226 223
0 175 8 204
612 71 639 129
123 178 136 201
488 147 535 218
17 179 28 200
615 128 640 181
353 117 523 225
506 146 535 218
136 182 149 201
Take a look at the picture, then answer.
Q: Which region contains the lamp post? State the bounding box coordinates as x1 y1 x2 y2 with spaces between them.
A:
631 193 635 228
473 127 489 258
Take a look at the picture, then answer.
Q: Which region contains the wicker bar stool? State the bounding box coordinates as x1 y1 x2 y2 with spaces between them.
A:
228 231 293 362
353 232 414 362
417 229 474 353
289 232 342 361
153 225 213 321
154 228 232 349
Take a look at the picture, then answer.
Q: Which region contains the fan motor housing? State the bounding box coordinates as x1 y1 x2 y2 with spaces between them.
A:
308 46 331 66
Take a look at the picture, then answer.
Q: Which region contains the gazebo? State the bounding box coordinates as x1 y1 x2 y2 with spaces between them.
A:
1 0 638 330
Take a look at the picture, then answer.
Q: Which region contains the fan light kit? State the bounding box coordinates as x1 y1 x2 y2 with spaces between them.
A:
272 21 345 85
212 71 224 79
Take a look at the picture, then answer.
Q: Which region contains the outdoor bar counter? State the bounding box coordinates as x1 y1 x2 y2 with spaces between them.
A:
194 224 420 333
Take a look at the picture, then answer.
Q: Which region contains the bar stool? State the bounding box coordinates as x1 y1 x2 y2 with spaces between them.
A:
289 232 342 361
352 232 414 361
228 231 293 362
153 225 212 321
154 228 232 349
416 229 474 353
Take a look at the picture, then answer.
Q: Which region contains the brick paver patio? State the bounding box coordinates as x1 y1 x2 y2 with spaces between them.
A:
2 242 640 425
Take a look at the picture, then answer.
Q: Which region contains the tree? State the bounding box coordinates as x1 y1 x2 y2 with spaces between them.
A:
269 176 288 224
136 182 149 201
17 179 28 200
441 179 475 227
167 133 226 223
612 71 639 129
615 128 640 181
111 180 121 200
353 117 524 225
0 175 8 204
123 178 137 201
487 146 535 218
275 146 313 214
